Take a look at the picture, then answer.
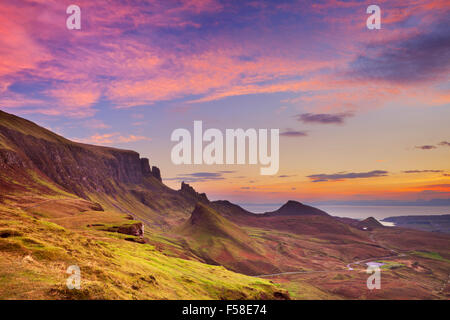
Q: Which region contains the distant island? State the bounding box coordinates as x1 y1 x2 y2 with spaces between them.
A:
382 215 450 234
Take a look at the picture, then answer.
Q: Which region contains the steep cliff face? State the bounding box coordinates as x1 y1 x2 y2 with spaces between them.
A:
0 110 156 198
0 110 211 229
151 166 162 181
179 182 209 203
140 158 152 177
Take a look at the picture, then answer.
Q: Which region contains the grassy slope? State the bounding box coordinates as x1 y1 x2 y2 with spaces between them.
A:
0 110 132 157
0 111 288 299
176 204 395 275
1 110 197 231
177 203 276 275
175 206 450 299
0 201 287 299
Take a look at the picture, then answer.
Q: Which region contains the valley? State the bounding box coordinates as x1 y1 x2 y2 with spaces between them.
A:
0 110 449 300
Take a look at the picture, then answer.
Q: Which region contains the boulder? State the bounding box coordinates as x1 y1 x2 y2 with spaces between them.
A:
117 222 144 237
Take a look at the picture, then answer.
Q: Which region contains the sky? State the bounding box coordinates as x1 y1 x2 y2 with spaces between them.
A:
0 0 449 205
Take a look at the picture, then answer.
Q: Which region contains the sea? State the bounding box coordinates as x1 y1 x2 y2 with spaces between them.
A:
238 204 450 226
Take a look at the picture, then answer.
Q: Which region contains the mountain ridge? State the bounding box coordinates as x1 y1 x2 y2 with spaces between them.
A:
1 110 449 300
262 200 329 217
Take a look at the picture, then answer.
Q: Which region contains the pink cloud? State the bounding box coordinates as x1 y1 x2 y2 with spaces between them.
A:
0 0 448 118
47 85 101 109
82 119 110 129
73 132 151 145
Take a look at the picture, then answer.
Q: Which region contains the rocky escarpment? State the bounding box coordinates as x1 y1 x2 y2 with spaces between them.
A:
0 110 161 198
0 148 32 169
151 166 162 181
179 182 209 203
118 222 144 237
140 158 162 182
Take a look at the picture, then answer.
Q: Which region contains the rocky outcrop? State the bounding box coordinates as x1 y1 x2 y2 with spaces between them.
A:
0 149 31 168
179 182 209 203
101 221 145 237
151 166 162 181
140 158 152 177
117 222 144 237
140 159 162 181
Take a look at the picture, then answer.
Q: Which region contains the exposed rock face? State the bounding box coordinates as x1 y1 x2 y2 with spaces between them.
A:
0 149 31 168
140 158 162 181
140 158 152 177
0 111 162 198
117 222 144 237
151 166 162 181
179 182 209 203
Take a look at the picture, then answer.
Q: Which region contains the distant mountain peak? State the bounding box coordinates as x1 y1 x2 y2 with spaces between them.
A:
355 216 383 230
286 200 303 205
264 200 329 216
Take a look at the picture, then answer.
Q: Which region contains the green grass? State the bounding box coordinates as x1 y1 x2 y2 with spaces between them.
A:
28 170 76 198
274 278 339 300
409 251 450 263
375 260 405 270
0 202 287 300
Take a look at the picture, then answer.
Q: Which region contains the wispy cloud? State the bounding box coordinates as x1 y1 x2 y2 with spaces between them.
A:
278 174 297 178
296 112 354 125
307 170 388 182
414 141 450 150
82 119 110 129
1 0 448 119
403 170 443 173
415 145 437 150
73 132 151 145
280 130 308 137
165 170 235 183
